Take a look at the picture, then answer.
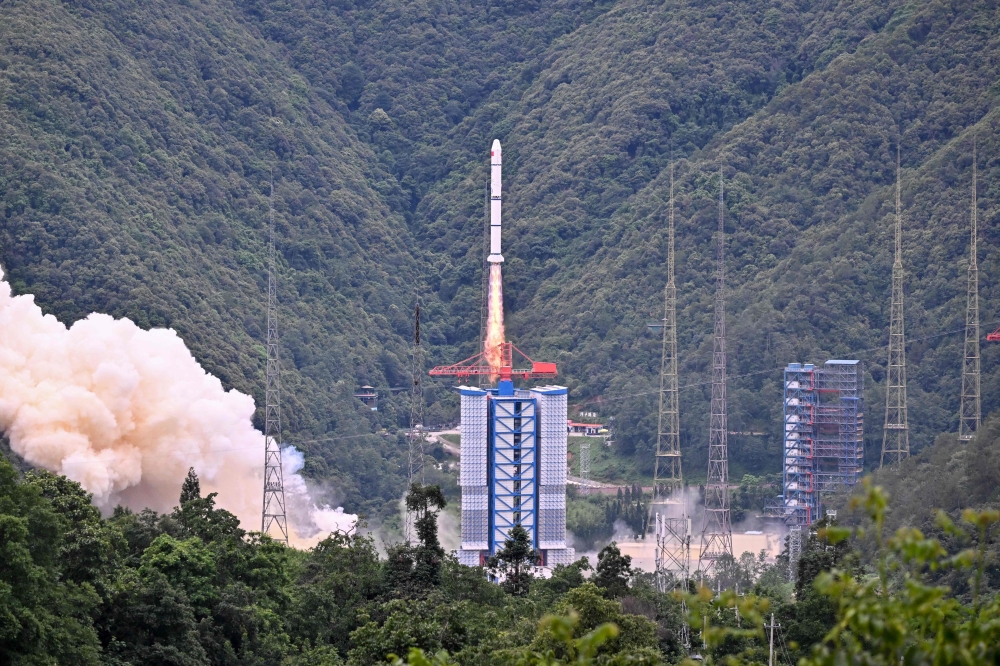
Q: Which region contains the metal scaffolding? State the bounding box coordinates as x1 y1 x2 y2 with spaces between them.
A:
882 149 910 467
579 440 591 490
960 138 981 441
788 526 803 582
781 361 863 526
782 364 816 526
815 361 864 493
652 162 683 503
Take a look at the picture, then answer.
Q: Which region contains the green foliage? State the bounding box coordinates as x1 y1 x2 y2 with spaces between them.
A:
803 482 1000 665
487 524 542 597
12 440 1000 663
7 0 1000 661
731 475 780 524
594 544 633 599
606 485 647 537
290 531 384 655
0 457 102 665
536 584 659 659
567 491 614 549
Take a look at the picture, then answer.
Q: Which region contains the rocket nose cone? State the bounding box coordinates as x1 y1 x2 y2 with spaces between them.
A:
492 139 501 157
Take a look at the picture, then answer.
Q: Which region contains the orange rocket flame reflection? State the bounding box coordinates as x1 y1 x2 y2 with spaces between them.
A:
485 263 505 380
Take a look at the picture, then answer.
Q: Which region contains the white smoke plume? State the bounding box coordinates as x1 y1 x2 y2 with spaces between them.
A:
0 267 350 545
282 446 357 545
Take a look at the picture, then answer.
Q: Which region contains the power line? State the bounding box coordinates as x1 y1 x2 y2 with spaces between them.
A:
57 433 388 467
577 318 1000 407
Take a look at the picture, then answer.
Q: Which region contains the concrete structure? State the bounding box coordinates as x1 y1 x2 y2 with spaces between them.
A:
457 380 574 567
781 360 864 525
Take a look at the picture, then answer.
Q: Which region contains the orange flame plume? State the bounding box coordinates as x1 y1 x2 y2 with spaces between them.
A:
485 263 505 379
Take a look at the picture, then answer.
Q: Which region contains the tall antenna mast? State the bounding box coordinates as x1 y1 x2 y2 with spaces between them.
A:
699 167 733 576
409 303 425 484
404 303 425 542
881 147 910 467
262 175 289 544
651 162 689 591
959 136 981 441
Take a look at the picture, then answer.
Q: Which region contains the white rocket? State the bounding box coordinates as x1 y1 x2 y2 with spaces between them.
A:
488 140 504 263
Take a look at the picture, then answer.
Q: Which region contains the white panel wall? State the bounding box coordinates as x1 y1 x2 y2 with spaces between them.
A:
532 388 568 551
461 391 488 486
546 547 577 567
460 390 489 551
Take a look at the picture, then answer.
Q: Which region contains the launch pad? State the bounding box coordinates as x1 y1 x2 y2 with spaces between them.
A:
430 140 573 567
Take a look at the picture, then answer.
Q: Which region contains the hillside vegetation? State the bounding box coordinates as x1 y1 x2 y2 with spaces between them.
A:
2 0 999 513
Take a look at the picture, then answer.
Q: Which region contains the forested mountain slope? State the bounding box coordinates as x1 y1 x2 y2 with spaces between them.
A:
2 0 999 515
0 0 427 516
520 0 1000 471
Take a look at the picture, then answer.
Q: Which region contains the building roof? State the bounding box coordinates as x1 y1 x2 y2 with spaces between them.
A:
530 385 568 395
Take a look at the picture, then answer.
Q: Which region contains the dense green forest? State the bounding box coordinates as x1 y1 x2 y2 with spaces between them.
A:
2 0 1000 520
7 419 1000 664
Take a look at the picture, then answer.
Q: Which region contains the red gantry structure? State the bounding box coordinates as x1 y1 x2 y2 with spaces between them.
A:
429 341 557 382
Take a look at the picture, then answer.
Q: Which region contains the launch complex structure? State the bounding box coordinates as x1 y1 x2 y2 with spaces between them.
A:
431 141 575 567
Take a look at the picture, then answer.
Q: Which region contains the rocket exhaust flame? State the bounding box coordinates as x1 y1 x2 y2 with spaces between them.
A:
485 263 505 377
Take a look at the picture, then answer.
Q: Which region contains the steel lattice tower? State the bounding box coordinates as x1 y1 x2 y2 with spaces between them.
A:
408 303 425 484
881 150 910 468
651 163 690 591
787 525 803 582
653 162 683 501
404 303 426 542
699 168 733 576
959 138 981 441
262 178 289 543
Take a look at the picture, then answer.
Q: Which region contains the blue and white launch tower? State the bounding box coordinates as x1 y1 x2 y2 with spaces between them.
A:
456 380 574 567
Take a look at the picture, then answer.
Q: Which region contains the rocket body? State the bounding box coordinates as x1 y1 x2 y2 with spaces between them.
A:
488 140 504 263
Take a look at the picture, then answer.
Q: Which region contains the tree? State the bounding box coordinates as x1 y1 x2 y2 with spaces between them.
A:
486 525 540 597
531 557 592 608
24 469 125 587
0 457 102 665
171 468 243 543
530 583 660 659
802 482 1000 665
179 467 201 504
407 484 447 588
290 532 385 655
594 543 632 598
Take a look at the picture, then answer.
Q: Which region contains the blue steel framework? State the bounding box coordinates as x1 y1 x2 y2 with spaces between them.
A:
815 361 864 494
488 391 539 552
783 364 817 526
458 382 573 567
781 361 864 526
